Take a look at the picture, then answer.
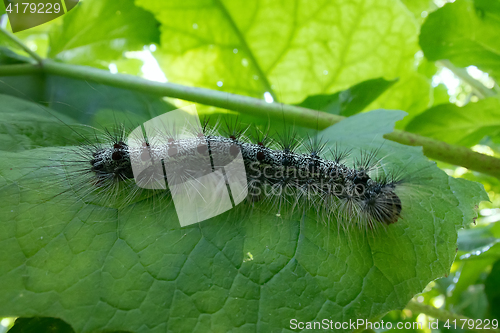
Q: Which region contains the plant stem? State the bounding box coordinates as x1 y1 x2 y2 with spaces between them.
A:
385 130 500 179
406 300 499 333
0 27 44 64
41 59 343 130
1 59 500 178
0 63 41 75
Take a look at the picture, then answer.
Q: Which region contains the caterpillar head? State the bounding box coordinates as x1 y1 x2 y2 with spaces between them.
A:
90 141 134 180
364 187 402 225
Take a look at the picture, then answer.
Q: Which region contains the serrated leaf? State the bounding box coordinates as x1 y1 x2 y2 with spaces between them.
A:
419 0 500 81
0 103 487 332
48 0 160 67
136 0 419 103
405 98 500 147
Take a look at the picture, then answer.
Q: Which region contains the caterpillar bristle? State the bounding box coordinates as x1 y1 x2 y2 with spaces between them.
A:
304 134 328 158
328 143 351 164
275 127 302 154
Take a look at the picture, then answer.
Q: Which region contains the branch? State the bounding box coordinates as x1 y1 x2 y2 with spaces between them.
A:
1 60 500 178
41 60 343 130
0 63 41 75
406 300 499 333
385 130 500 179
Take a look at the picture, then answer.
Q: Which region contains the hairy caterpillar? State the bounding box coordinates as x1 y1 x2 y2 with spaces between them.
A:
5 97 410 233
87 117 403 229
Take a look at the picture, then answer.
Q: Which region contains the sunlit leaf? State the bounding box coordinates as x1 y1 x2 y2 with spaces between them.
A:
420 0 500 81
48 0 160 67
405 98 500 146
136 0 419 103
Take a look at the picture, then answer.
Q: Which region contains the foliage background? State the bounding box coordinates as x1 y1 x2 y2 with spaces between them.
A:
0 0 499 332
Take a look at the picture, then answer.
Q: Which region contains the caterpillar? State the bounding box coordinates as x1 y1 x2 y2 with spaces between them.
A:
87 117 402 229
11 101 405 233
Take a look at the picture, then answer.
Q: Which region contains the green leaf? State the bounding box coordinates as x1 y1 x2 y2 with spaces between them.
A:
448 259 491 305
457 222 500 263
42 76 176 125
400 0 436 18
0 94 81 151
8 317 74 333
417 58 440 79
485 259 500 319
365 73 432 128
458 223 500 253
136 0 419 103
48 0 160 67
0 75 177 127
405 98 500 146
419 0 500 81
455 285 489 320
0 104 487 332
432 84 450 106
295 77 397 116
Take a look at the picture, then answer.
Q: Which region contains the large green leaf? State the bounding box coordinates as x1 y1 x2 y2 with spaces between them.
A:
136 0 419 103
48 0 160 67
405 98 500 147
0 97 487 332
419 0 500 81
